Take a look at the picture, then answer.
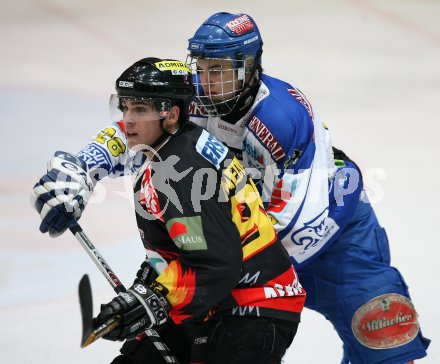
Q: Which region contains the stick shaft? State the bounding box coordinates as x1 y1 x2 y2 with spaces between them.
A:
69 223 125 293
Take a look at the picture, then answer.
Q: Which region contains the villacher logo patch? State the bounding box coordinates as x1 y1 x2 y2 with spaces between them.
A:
351 293 419 349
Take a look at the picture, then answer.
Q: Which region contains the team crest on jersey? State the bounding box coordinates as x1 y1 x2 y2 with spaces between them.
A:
284 149 303 169
287 87 314 120
352 293 419 349
291 209 338 251
247 116 286 161
140 166 164 222
196 130 228 169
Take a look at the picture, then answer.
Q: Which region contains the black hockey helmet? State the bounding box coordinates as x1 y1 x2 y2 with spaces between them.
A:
112 58 195 148
115 57 195 117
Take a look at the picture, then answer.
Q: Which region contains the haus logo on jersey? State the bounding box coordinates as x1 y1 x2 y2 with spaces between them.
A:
351 293 419 349
226 15 254 35
140 166 164 221
166 216 207 251
196 129 228 169
248 116 286 161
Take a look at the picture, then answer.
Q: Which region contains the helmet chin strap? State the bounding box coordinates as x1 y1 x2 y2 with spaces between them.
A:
215 47 263 120
149 118 172 149
222 67 261 123
149 117 183 149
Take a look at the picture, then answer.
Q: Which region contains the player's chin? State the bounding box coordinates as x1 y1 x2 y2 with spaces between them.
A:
209 95 228 103
127 135 140 149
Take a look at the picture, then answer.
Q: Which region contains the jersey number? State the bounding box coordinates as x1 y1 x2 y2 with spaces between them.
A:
231 180 277 261
93 127 126 157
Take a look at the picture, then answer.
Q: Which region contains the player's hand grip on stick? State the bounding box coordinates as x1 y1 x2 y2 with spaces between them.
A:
70 222 179 364
95 282 170 341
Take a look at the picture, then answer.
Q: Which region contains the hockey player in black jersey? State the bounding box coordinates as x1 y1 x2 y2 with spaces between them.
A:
31 57 306 363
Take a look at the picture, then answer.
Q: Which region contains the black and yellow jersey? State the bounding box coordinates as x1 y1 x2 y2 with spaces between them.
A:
131 122 305 324
75 122 298 323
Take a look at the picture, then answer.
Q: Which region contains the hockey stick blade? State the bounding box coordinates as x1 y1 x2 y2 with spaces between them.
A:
78 274 94 347
71 224 178 362
78 274 122 348
81 316 120 348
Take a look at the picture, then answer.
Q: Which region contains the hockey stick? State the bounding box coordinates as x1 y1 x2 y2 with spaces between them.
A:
69 221 179 364
78 274 120 347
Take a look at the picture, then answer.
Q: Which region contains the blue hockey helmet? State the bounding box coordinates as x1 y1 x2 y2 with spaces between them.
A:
187 13 263 116
187 12 263 66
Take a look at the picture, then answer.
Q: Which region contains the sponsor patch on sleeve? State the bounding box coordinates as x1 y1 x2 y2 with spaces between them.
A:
351 293 420 349
247 116 285 161
166 216 207 251
195 129 228 169
287 87 314 120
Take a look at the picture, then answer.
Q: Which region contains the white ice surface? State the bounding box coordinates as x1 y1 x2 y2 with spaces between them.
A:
1 0 439 363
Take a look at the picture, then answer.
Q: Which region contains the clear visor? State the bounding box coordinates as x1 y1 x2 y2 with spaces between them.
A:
186 55 247 116
109 94 171 123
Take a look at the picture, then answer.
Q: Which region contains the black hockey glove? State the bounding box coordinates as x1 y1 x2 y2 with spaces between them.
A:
96 282 170 342
30 151 94 237
133 257 159 286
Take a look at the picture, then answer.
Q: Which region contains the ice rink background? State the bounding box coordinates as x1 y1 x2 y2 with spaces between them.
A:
1 0 439 362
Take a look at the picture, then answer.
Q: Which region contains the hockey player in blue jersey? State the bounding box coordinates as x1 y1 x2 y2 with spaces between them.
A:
185 12 430 364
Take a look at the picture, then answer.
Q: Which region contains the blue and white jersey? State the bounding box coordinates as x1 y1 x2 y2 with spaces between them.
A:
189 74 362 267
76 120 144 180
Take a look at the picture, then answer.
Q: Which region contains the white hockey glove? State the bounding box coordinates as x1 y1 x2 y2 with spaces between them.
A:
30 151 94 237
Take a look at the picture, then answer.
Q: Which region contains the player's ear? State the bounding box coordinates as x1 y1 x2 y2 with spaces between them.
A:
166 105 180 130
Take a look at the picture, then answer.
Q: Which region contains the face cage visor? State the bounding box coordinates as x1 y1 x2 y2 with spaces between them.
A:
186 56 249 117
109 94 172 123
